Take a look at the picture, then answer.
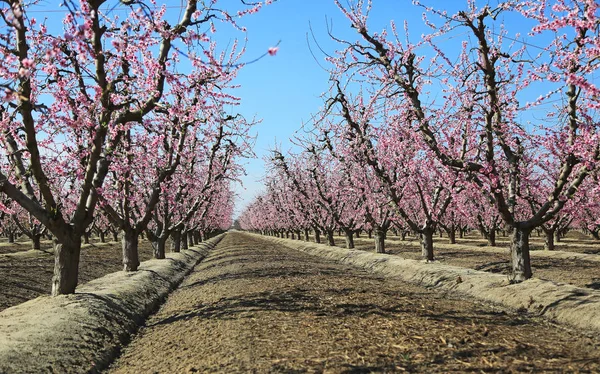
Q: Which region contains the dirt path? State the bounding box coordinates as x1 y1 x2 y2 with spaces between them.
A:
107 232 600 373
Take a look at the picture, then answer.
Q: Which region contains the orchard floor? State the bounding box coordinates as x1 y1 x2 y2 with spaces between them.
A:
107 232 600 373
0 240 153 311
329 235 600 290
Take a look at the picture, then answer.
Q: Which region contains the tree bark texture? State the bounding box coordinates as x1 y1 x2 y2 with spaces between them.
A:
326 229 335 246
420 229 435 262
343 229 355 249
152 237 167 259
487 229 496 247
510 227 533 282
544 229 556 251
374 228 386 254
51 237 82 296
121 229 140 272
181 232 189 250
171 230 181 253
188 231 194 248
32 234 41 250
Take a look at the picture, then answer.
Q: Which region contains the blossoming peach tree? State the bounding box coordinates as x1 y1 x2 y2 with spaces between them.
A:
329 0 599 281
0 0 269 295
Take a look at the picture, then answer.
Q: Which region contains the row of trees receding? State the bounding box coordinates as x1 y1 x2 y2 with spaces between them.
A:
239 0 600 283
0 0 270 295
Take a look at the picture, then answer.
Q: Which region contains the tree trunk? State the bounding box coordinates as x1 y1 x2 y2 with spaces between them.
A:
401 231 407 241
544 229 555 251
32 233 41 250
326 230 335 246
152 237 167 259
112 230 118 242
304 229 310 242
459 229 464 239
122 229 140 272
446 226 456 244
374 228 386 254
487 229 496 247
194 231 200 245
591 230 600 240
509 227 533 282
8 231 14 243
99 231 106 243
181 232 189 250
314 228 321 244
172 230 181 253
420 229 435 262
83 232 90 244
187 231 194 248
343 229 354 249
295 230 302 240
367 229 372 239
355 230 360 238
554 230 561 243
51 237 82 296
479 228 487 240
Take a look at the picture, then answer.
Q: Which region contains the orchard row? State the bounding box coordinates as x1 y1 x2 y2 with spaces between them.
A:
0 1 271 295
239 0 600 282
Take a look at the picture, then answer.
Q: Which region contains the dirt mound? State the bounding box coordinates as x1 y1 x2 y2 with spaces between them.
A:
0 235 223 374
255 234 600 335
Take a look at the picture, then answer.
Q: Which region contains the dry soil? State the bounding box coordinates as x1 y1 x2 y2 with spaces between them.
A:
331 235 600 290
107 232 600 373
0 239 154 311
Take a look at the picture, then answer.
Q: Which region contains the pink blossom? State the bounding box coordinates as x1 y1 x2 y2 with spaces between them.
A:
268 46 279 56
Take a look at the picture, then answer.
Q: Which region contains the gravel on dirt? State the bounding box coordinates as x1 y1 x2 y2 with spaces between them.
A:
107 232 600 373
